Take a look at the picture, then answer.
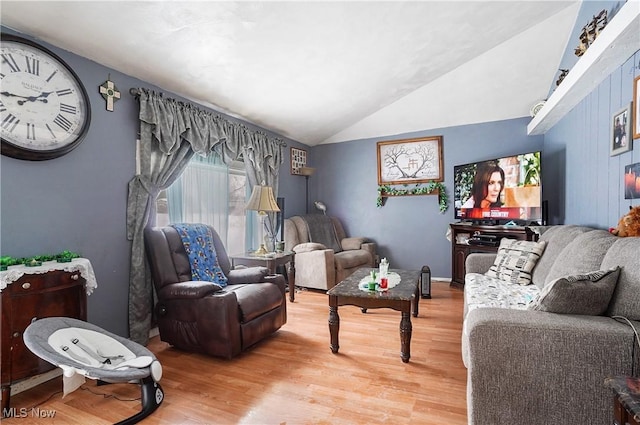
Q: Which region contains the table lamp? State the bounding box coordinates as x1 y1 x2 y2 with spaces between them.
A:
246 185 280 256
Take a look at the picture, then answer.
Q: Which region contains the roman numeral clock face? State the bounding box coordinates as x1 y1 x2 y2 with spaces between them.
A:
1 34 90 160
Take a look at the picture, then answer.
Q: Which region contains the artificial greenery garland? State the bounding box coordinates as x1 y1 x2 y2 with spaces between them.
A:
377 182 449 213
0 250 81 269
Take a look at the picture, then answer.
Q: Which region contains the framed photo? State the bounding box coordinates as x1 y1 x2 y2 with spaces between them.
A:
610 103 632 156
290 147 307 175
377 136 443 185
624 162 640 199
633 75 640 139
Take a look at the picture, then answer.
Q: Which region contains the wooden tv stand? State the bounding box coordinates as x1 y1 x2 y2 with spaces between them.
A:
450 223 538 288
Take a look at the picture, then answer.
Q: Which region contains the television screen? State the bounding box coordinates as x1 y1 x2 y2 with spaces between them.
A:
453 151 542 224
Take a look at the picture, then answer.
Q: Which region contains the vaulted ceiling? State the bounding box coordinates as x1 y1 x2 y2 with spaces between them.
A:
1 1 581 146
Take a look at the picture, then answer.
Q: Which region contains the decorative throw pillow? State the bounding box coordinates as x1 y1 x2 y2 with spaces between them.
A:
527 267 620 315
485 238 547 285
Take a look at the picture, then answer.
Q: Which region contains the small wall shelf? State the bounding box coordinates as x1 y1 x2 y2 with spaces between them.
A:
527 1 640 135
376 182 448 212
379 190 438 198
378 189 439 208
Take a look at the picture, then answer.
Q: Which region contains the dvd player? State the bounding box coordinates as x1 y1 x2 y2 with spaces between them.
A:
468 239 499 246
474 233 498 240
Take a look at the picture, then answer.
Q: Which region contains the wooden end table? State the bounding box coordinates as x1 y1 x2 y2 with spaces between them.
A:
229 252 296 302
605 376 640 425
326 267 420 363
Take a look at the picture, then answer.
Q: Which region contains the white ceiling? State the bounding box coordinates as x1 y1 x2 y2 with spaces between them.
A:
0 1 581 146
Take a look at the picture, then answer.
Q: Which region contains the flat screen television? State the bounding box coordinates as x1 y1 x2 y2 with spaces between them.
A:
453 151 543 225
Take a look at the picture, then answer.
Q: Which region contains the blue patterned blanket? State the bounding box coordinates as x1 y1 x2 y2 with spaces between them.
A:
171 223 228 287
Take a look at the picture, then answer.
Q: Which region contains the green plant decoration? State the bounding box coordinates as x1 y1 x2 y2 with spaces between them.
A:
377 182 449 213
56 250 80 262
0 251 81 269
454 163 475 206
0 256 18 270
522 151 541 186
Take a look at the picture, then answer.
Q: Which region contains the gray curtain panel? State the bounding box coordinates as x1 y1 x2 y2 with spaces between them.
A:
242 132 283 248
127 88 285 344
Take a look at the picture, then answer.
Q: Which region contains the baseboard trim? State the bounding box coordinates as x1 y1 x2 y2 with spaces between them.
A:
433 277 451 282
5 369 62 397
149 326 159 338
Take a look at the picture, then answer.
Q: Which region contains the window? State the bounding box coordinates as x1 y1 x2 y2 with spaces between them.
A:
227 163 249 255
156 154 250 255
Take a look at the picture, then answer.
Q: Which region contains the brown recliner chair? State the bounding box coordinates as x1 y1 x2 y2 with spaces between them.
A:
144 225 287 359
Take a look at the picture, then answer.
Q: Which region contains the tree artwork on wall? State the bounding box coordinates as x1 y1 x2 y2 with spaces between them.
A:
377 136 443 185
375 136 447 212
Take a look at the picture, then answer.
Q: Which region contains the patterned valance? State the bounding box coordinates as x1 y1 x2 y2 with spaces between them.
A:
133 87 286 173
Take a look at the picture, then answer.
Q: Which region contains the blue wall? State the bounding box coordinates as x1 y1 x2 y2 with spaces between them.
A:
544 49 640 227
0 27 306 337
2 0 638 338
1 27 141 337
308 118 543 278
542 0 639 227
298 0 639 279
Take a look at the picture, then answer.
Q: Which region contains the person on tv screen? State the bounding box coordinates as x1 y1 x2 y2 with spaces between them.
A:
461 162 505 209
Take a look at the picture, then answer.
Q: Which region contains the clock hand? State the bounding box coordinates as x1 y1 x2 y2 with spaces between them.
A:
0 91 29 99
18 98 49 105
0 91 52 104
20 91 54 104
32 91 54 100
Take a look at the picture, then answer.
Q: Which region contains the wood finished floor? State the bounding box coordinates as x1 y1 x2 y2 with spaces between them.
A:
4 281 467 424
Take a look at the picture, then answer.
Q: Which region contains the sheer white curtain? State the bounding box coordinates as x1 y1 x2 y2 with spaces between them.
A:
167 154 231 246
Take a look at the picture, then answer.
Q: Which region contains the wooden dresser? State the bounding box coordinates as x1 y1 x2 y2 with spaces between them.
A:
450 223 538 287
0 259 96 413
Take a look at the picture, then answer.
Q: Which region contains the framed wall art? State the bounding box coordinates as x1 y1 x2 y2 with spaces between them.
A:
377 136 443 185
624 162 640 199
611 103 632 156
633 75 640 139
290 147 307 175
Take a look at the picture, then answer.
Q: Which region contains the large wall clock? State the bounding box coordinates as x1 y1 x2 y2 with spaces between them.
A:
0 34 91 161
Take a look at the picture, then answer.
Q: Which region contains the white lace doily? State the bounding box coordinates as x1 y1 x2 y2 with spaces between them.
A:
1 258 97 295
358 271 401 292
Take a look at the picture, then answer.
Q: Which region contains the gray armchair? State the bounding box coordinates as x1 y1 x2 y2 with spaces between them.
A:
284 215 376 290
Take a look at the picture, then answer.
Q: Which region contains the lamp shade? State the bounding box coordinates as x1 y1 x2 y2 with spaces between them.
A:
246 185 280 213
299 166 316 176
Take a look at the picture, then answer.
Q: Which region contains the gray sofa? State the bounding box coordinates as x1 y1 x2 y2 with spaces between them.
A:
462 225 640 425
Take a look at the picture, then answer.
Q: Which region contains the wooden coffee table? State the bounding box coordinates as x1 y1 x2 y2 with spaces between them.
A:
327 267 421 363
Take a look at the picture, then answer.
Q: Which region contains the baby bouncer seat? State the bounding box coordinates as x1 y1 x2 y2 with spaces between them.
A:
23 317 164 424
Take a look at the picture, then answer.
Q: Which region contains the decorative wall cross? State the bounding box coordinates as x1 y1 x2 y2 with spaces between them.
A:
99 76 121 111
